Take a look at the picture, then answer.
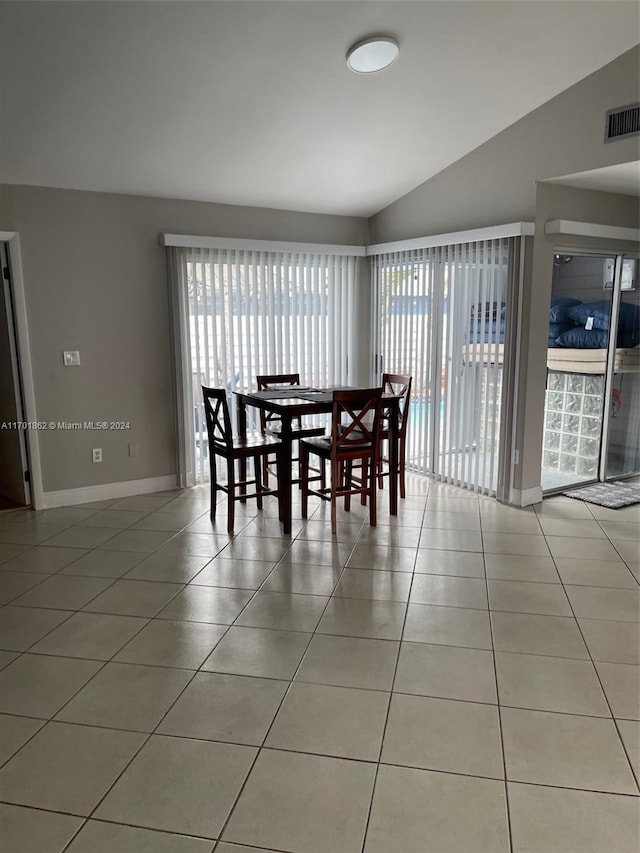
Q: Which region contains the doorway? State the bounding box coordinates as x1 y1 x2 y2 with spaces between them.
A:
0 241 31 509
541 252 640 493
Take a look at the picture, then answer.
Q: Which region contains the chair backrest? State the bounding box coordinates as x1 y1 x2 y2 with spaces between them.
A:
201 386 234 449
382 373 412 436
256 373 301 390
256 373 302 429
331 388 383 454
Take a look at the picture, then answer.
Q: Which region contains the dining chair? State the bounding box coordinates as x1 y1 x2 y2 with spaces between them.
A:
378 373 412 499
299 387 383 534
202 386 283 533
256 373 325 486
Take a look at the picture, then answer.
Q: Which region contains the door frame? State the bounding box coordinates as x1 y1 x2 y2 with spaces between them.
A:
0 232 44 509
600 251 640 482
541 246 640 495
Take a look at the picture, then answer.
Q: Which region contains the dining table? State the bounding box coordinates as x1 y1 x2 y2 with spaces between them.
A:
234 385 402 534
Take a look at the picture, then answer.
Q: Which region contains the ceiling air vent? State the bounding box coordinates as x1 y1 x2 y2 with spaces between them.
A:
604 103 640 143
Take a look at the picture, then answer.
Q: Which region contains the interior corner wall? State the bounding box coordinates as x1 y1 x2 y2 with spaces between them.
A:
0 185 368 494
513 182 640 502
368 45 640 243
0 269 25 503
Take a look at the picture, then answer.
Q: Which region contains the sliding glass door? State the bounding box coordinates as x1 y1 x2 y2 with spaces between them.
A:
372 237 516 495
541 253 640 494
168 245 362 485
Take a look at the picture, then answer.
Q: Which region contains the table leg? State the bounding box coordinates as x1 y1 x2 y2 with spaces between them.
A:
277 416 293 534
389 401 399 516
237 398 248 503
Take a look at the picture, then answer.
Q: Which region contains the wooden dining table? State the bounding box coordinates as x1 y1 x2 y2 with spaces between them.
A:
234 386 402 534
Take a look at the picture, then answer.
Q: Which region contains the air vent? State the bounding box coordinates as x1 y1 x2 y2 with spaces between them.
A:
605 103 640 143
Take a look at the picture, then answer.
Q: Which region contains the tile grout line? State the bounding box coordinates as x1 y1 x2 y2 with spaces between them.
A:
544 535 640 795
357 488 426 853
198 505 363 849
2 485 638 850
481 520 515 853
48 497 346 846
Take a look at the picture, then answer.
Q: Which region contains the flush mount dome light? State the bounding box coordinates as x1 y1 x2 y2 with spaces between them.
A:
346 36 399 73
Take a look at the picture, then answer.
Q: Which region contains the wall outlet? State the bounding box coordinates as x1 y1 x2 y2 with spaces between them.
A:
92 448 102 463
63 350 81 366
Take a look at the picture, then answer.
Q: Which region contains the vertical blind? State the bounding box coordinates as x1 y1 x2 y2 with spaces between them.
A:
169 245 360 484
371 237 514 495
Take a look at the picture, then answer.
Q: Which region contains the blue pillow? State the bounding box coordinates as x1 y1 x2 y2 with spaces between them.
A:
567 300 638 332
554 327 609 348
548 321 573 340
549 297 582 324
566 300 610 330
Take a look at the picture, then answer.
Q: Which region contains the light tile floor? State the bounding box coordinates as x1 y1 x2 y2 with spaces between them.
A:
0 478 638 853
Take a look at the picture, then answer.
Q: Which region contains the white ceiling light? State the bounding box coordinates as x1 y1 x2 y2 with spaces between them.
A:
346 36 399 74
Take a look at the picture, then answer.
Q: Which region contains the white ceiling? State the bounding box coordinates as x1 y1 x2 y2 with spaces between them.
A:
544 161 640 197
1 1 638 217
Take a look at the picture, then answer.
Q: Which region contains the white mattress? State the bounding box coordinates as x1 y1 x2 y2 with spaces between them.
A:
547 347 640 374
462 345 640 373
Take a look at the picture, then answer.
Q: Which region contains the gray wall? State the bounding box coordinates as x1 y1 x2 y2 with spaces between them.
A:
369 46 640 242
0 273 26 504
515 182 640 496
0 185 368 493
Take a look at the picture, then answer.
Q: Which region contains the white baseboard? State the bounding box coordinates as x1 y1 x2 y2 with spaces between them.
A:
39 475 179 509
509 485 543 507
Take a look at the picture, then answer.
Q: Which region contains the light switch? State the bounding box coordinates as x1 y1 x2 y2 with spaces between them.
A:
63 351 81 366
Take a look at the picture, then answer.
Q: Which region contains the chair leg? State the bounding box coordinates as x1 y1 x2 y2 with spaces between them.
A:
378 439 385 488
296 440 305 489
399 439 406 499
262 454 269 487
239 458 247 503
369 457 378 527
255 455 263 510
300 444 309 520
209 453 218 521
226 458 236 533
330 457 339 535
359 458 367 506
344 461 351 512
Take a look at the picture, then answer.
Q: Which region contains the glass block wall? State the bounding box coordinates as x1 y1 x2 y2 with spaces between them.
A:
542 372 604 479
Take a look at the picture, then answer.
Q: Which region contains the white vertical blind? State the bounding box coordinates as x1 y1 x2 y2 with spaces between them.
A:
372 237 513 494
169 246 360 484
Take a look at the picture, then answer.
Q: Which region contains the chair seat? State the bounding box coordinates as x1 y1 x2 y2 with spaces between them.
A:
302 435 373 458
212 431 282 452
265 423 325 439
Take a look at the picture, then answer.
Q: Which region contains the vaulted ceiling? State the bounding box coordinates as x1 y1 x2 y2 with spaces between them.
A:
1 1 638 216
